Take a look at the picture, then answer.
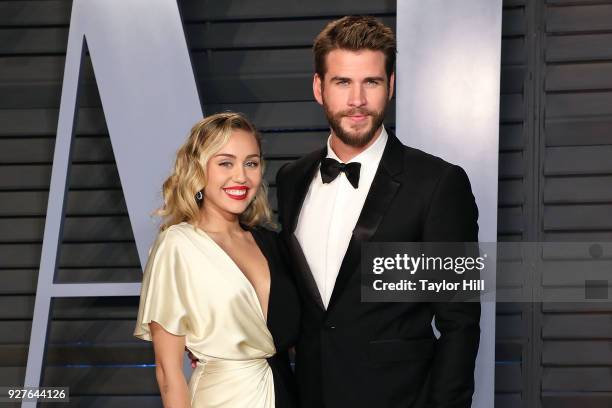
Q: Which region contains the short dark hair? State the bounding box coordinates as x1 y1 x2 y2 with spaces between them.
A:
313 16 397 79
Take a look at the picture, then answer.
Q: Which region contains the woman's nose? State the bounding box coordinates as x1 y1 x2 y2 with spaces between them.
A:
233 165 247 183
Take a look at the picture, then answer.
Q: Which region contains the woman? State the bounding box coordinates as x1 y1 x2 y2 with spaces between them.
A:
134 112 300 408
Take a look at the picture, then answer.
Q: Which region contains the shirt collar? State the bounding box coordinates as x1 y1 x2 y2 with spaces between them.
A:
326 125 388 168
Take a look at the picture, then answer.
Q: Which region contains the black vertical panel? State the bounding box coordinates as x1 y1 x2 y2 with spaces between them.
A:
497 1 531 407
540 1 612 407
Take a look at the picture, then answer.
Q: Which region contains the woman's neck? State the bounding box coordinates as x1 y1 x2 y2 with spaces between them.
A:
196 206 243 235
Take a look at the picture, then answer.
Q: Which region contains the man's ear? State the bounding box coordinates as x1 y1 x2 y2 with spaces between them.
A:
388 72 395 100
313 73 324 105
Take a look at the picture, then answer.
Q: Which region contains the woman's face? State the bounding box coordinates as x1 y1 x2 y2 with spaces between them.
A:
202 129 262 217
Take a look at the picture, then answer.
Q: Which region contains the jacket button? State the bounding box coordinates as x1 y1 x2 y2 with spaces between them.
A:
324 324 336 330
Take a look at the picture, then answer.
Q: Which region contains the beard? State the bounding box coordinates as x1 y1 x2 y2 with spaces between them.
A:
323 99 388 148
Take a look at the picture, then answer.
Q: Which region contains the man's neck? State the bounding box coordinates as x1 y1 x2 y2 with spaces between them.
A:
329 126 383 162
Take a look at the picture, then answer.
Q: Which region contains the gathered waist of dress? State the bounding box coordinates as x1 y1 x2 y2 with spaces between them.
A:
188 355 275 407
195 357 271 374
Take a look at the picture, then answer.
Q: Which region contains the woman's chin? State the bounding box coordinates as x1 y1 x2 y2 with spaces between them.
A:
221 202 251 216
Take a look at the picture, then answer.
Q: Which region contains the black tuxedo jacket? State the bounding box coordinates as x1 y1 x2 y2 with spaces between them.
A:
276 131 481 408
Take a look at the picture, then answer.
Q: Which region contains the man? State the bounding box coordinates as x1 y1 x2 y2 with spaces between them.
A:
275 16 480 408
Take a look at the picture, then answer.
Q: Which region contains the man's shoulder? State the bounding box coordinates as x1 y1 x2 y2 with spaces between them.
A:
394 141 462 180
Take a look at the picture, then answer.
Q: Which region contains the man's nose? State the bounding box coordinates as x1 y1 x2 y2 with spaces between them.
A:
348 84 367 107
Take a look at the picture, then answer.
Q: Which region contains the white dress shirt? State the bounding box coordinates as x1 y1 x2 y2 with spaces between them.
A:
295 127 388 308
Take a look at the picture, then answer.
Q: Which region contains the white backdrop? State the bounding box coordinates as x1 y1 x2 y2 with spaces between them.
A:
396 1 503 407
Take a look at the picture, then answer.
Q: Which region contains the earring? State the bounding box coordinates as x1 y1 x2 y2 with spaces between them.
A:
195 191 203 201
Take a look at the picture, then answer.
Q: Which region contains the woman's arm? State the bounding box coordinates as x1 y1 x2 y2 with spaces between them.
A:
150 321 190 408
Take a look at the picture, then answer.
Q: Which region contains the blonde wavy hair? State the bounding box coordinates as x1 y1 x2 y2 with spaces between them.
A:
155 112 273 231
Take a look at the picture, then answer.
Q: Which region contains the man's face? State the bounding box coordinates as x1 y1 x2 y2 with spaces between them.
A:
313 49 394 148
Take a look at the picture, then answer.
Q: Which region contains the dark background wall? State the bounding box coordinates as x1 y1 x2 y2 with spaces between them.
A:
0 0 610 407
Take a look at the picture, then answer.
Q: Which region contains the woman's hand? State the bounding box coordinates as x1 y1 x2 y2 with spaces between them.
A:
150 321 190 408
186 347 199 369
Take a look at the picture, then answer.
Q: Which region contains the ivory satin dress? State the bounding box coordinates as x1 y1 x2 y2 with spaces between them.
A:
134 222 300 408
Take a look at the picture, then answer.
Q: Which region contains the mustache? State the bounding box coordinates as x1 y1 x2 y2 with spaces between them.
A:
338 109 374 117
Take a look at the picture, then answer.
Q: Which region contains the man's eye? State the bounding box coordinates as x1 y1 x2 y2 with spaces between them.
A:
336 80 349 86
366 80 380 86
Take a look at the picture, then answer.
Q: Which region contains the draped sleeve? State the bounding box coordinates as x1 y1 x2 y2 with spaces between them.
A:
134 228 192 341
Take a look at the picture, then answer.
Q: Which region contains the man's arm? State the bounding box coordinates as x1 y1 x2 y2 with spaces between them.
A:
423 164 481 408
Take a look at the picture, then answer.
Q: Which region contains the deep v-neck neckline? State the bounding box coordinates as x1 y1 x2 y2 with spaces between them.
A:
189 223 272 325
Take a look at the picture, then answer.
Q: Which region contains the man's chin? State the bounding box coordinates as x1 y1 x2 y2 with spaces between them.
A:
339 124 369 138
336 130 375 148
328 112 384 147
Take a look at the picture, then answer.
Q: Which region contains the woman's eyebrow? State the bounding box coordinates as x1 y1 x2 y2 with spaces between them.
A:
213 153 260 158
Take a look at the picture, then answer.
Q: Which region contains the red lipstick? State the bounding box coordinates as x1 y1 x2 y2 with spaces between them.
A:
223 186 249 200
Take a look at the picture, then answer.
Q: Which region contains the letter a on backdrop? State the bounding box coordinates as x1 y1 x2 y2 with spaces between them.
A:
23 1 203 405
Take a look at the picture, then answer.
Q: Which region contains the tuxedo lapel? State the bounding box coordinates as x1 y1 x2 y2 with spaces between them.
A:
282 148 326 311
327 132 404 311
286 232 325 310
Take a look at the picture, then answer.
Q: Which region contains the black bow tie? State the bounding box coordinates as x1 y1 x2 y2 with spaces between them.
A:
320 158 361 189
